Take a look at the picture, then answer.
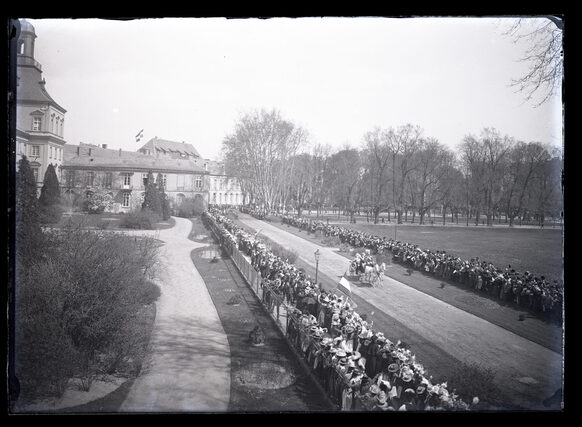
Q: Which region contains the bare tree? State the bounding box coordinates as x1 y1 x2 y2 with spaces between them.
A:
387 124 423 224
362 127 393 224
327 148 365 223
501 141 551 226
504 17 563 106
459 128 513 226
412 138 454 225
222 109 307 211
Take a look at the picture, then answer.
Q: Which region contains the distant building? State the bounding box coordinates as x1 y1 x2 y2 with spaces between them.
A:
15 19 67 191
139 137 245 207
199 159 245 207
61 143 209 213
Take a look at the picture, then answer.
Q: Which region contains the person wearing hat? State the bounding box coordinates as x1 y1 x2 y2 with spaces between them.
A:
365 335 381 378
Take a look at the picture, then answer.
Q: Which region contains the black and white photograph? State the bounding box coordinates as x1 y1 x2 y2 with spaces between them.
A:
7 15 565 414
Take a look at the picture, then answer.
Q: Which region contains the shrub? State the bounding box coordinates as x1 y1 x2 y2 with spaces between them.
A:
176 196 206 218
83 188 113 214
15 260 81 400
119 211 156 229
40 203 65 224
13 225 162 404
38 164 63 224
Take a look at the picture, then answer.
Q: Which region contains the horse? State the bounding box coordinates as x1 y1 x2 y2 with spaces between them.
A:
364 262 386 287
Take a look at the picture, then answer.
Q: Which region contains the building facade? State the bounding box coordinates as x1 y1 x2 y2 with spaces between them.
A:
61 143 211 213
15 19 67 191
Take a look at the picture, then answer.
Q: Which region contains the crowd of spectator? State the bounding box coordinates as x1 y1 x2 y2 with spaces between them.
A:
280 214 563 323
203 207 476 411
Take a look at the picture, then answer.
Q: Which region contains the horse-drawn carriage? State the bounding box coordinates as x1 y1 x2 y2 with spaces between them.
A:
347 251 385 287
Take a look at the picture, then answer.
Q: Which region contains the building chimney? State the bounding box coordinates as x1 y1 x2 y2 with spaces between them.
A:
88 148 92 156
77 146 80 156
102 143 108 149
119 148 122 157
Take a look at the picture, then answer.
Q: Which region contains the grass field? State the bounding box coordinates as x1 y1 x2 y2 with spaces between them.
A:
270 216 563 284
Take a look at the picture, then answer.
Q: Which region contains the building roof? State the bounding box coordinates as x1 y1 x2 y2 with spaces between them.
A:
17 62 66 112
139 137 200 158
19 19 36 34
63 143 207 174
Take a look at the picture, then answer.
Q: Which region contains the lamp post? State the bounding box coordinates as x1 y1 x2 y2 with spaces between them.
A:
314 249 320 284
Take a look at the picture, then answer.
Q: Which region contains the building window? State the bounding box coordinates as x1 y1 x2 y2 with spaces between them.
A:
142 173 149 187
176 193 185 206
122 192 131 207
162 174 167 187
104 172 112 189
32 167 39 182
123 173 132 186
85 171 94 187
32 117 41 131
66 170 76 187
177 174 185 190
51 115 55 133
31 145 40 157
195 176 202 190
59 148 62 161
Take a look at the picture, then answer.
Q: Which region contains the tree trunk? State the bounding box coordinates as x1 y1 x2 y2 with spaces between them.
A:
373 207 380 224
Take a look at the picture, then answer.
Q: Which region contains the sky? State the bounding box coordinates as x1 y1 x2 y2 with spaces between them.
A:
22 16 563 161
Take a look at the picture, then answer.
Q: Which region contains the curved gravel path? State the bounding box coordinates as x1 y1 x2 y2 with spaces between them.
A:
120 216 231 412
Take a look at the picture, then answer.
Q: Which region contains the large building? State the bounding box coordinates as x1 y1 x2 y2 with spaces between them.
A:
15 19 67 191
61 140 244 212
15 19 244 211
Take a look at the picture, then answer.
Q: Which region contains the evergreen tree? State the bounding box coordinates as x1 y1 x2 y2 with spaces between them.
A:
156 173 171 220
38 164 63 223
141 170 161 217
15 156 43 266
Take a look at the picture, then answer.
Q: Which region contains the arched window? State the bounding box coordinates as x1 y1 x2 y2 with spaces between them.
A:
19 41 24 55
176 193 185 206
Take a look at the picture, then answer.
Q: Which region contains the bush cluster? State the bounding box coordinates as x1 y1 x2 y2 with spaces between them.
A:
119 211 158 229
13 219 161 405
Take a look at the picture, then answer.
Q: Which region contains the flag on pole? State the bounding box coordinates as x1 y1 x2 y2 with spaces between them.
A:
135 129 144 142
